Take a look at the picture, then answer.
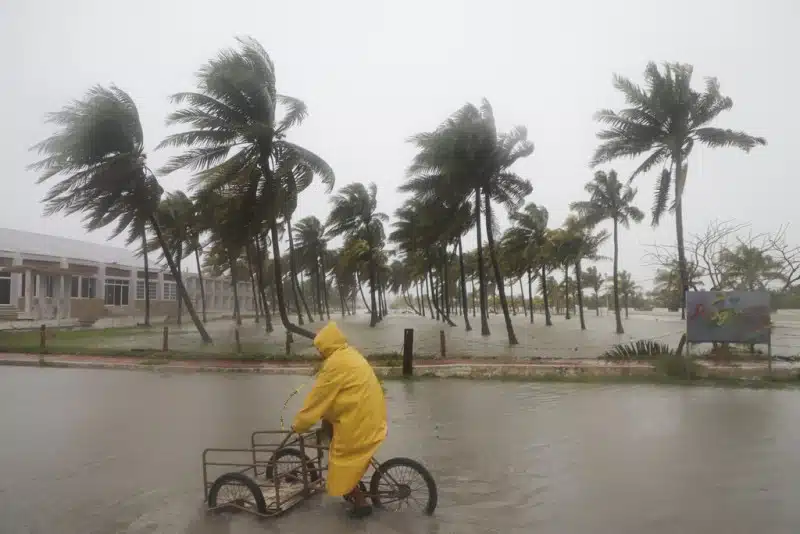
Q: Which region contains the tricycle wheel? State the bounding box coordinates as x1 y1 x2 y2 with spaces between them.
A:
207 472 267 514
264 448 320 484
369 457 438 515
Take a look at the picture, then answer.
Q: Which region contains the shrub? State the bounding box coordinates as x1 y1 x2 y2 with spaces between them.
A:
601 339 674 361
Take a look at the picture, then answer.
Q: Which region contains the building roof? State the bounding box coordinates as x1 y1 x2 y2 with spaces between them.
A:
0 227 144 267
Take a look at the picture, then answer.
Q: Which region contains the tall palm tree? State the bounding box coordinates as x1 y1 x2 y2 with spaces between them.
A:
582 266 604 316
503 202 550 325
571 170 644 334
327 183 387 327
591 62 766 316
562 215 610 330
406 99 533 344
158 37 332 340
294 216 329 321
617 270 640 319
29 85 211 342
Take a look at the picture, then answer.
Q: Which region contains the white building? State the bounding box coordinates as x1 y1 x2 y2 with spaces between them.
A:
0 228 255 323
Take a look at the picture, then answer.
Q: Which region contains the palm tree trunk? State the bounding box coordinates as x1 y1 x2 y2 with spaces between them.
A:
595 290 600 316
268 221 314 340
425 271 435 318
519 279 528 317
542 265 552 326
674 153 689 321
575 260 586 331
356 273 371 313
625 293 630 319
404 292 420 314
228 252 242 326
612 218 624 334
176 243 183 325
484 191 518 345
148 216 211 343
253 235 273 333
471 276 476 317
428 267 455 327
194 249 207 323
245 246 260 323
527 270 534 324
563 266 571 319
338 284 347 317
315 264 324 322
368 247 379 327
510 282 517 315
286 217 310 325
320 255 331 320
375 268 384 321
457 237 472 332
141 231 151 327
417 282 424 317
474 187 491 336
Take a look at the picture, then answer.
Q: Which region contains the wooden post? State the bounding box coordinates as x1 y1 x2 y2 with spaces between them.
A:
39 324 46 352
162 326 169 352
402 328 414 377
439 330 446 360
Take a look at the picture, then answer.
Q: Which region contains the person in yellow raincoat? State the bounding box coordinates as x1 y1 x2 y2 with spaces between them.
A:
292 322 387 518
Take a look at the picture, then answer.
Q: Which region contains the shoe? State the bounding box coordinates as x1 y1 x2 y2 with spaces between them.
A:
349 505 373 519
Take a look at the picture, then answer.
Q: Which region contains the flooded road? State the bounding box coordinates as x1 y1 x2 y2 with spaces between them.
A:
1 367 799 534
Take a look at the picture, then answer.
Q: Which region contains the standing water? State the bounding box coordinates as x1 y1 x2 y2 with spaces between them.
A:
0 367 798 533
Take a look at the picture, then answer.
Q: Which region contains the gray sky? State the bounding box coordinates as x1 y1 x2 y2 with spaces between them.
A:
1 0 797 289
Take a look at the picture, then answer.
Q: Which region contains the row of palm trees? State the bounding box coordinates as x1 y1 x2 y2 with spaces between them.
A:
29 37 766 346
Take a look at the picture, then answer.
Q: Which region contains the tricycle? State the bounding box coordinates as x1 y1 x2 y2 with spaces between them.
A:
202 426 438 518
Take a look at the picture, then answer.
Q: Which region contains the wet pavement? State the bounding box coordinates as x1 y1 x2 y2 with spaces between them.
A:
1 367 800 533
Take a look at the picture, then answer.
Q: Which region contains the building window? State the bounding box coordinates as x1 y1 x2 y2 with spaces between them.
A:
104 278 129 306
0 272 10 305
70 277 97 298
163 282 177 301
81 277 97 298
136 280 157 300
43 275 54 298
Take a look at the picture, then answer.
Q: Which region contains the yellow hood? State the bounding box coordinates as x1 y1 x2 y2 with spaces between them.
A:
313 322 348 358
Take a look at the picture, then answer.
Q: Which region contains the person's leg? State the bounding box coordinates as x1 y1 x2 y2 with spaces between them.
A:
346 461 372 518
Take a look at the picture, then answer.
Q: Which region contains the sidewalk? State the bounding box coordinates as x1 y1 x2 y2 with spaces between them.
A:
1 352 796 381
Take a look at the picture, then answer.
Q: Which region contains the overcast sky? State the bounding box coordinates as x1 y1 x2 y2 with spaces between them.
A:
1 0 797 289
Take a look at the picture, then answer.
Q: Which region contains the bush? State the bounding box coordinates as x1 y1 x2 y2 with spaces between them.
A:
601 340 674 361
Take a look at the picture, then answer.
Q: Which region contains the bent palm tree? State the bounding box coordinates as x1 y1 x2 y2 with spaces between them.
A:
592 62 766 316
159 37 333 340
29 85 211 342
571 170 643 334
327 183 388 327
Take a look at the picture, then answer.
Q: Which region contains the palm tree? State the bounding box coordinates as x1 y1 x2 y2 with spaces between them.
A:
158 37 333 340
29 85 211 342
720 245 782 291
591 62 766 316
582 266 604 316
563 215 610 330
503 202 550 325
327 183 387 327
617 270 640 319
405 100 533 344
294 216 329 321
571 170 644 334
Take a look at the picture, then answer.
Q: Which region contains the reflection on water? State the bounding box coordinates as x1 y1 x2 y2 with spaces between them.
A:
1 368 799 533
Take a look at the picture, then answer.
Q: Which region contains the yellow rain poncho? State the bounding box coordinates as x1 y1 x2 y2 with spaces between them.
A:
292 322 387 496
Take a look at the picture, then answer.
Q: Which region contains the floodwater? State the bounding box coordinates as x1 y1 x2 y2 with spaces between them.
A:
42 309 800 359
1 368 799 534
